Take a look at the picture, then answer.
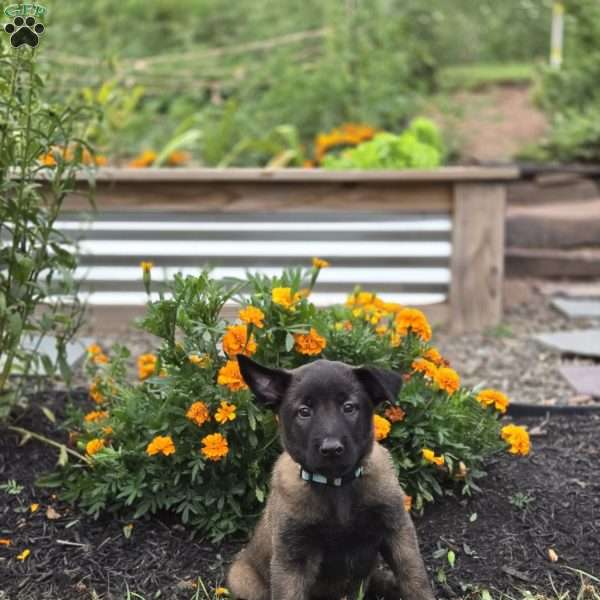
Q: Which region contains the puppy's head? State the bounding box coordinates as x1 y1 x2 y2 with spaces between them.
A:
238 355 402 478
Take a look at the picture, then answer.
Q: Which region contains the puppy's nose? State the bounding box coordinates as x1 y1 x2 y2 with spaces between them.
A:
319 438 345 457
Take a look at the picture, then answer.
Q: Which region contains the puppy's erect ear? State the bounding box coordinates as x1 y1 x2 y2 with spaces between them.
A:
237 355 292 410
354 366 403 406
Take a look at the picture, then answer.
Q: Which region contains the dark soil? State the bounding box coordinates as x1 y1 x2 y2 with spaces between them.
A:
1 391 599 600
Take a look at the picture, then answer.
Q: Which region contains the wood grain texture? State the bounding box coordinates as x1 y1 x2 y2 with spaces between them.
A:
60 181 453 213
40 166 520 184
450 183 506 333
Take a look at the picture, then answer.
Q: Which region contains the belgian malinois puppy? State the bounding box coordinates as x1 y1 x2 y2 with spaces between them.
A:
227 355 435 600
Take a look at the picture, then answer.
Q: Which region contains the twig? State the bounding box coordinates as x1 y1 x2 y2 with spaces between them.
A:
7 426 90 464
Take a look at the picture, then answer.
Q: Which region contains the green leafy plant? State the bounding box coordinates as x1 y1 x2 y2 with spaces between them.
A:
45 262 529 541
322 118 444 169
0 41 93 418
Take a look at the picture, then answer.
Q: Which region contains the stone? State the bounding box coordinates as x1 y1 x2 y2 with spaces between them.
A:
559 366 600 398
551 298 600 319
533 329 600 358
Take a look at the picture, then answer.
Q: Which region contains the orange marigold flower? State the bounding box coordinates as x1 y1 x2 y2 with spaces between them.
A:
215 587 229 597
217 360 248 392
272 287 295 309
434 367 460 395
222 324 257 358
312 257 330 269
140 261 154 273
335 320 353 332
422 448 445 466
477 389 510 414
93 353 109 365
128 150 157 168
423 347 445 366
84 410 109 423
239 306 265 329
102 426 113 436
314 123 376 161
384 405 406 423
215 400 237 424
87 343 103 357
383 302 403 314
403 495 413 512
373 414 391 441
188 354 210 368
201 433 229 461
30 503 39 513
0 539 11 546
375 325 387 336
501 424 530 456
86 438 105 456
346 291 379 308
294 288 311 302
138 353 157 380
411 358 438 380
146 435 176 456
394 308 432 342
186 401 210 427
89 380 104 404
294 328 327 356
167 150 191 166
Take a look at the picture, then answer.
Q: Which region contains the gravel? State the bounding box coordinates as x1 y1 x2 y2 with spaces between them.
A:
435 292 599 406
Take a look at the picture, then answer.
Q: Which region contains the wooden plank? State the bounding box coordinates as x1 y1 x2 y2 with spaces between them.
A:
60 181 453 213
43 166 520 184
450 183 505 333
506 247 600 278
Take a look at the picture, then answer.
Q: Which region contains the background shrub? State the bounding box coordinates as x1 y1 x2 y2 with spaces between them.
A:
0 40 94 418
44 264 527 541
529 0 600 162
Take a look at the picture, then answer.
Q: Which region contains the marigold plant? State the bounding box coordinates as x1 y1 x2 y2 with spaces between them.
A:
46 266 530 540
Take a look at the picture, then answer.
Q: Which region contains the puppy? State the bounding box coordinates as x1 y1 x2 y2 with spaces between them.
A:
227 355 435 600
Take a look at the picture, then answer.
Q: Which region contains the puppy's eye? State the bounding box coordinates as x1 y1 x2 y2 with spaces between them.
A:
342 402 357 414
297 405 312 418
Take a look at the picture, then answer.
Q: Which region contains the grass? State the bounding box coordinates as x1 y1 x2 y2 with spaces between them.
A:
439 62 537 93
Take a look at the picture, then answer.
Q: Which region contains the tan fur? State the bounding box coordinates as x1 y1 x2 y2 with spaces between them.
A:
227 443 435 600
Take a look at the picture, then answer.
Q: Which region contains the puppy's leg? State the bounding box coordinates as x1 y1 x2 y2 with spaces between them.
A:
270 548 319 600
380 517 435 600
364 568 400 599
227 549 269 600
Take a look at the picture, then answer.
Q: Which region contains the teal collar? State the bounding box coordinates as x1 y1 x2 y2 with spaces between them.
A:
299 465 364 487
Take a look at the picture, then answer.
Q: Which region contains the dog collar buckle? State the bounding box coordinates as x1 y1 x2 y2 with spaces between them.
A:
300 466 364 487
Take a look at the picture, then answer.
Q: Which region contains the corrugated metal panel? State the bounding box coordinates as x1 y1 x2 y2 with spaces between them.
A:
47 212 452 306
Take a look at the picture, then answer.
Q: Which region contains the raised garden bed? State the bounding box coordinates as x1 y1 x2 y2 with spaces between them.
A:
1 390 598 599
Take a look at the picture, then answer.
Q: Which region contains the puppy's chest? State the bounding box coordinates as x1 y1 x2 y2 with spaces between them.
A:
281 504 387 568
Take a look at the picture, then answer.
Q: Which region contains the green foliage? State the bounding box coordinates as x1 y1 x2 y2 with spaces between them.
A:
45 265 516 541
439 62 535 93
0 41 93 418
322 118 444 169
532 0 600 162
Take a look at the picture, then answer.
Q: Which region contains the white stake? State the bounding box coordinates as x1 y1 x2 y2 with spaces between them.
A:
550 1 565 69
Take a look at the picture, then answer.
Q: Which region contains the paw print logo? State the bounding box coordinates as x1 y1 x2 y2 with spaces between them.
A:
3 16 45 48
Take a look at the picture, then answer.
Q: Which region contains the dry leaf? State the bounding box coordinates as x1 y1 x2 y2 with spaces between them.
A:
46 506 61 520
548 548 559 562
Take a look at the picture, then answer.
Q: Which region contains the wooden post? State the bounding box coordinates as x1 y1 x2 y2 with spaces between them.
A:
450 183 506 333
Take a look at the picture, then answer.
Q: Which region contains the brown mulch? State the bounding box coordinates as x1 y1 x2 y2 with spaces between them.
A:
1 391 599 599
